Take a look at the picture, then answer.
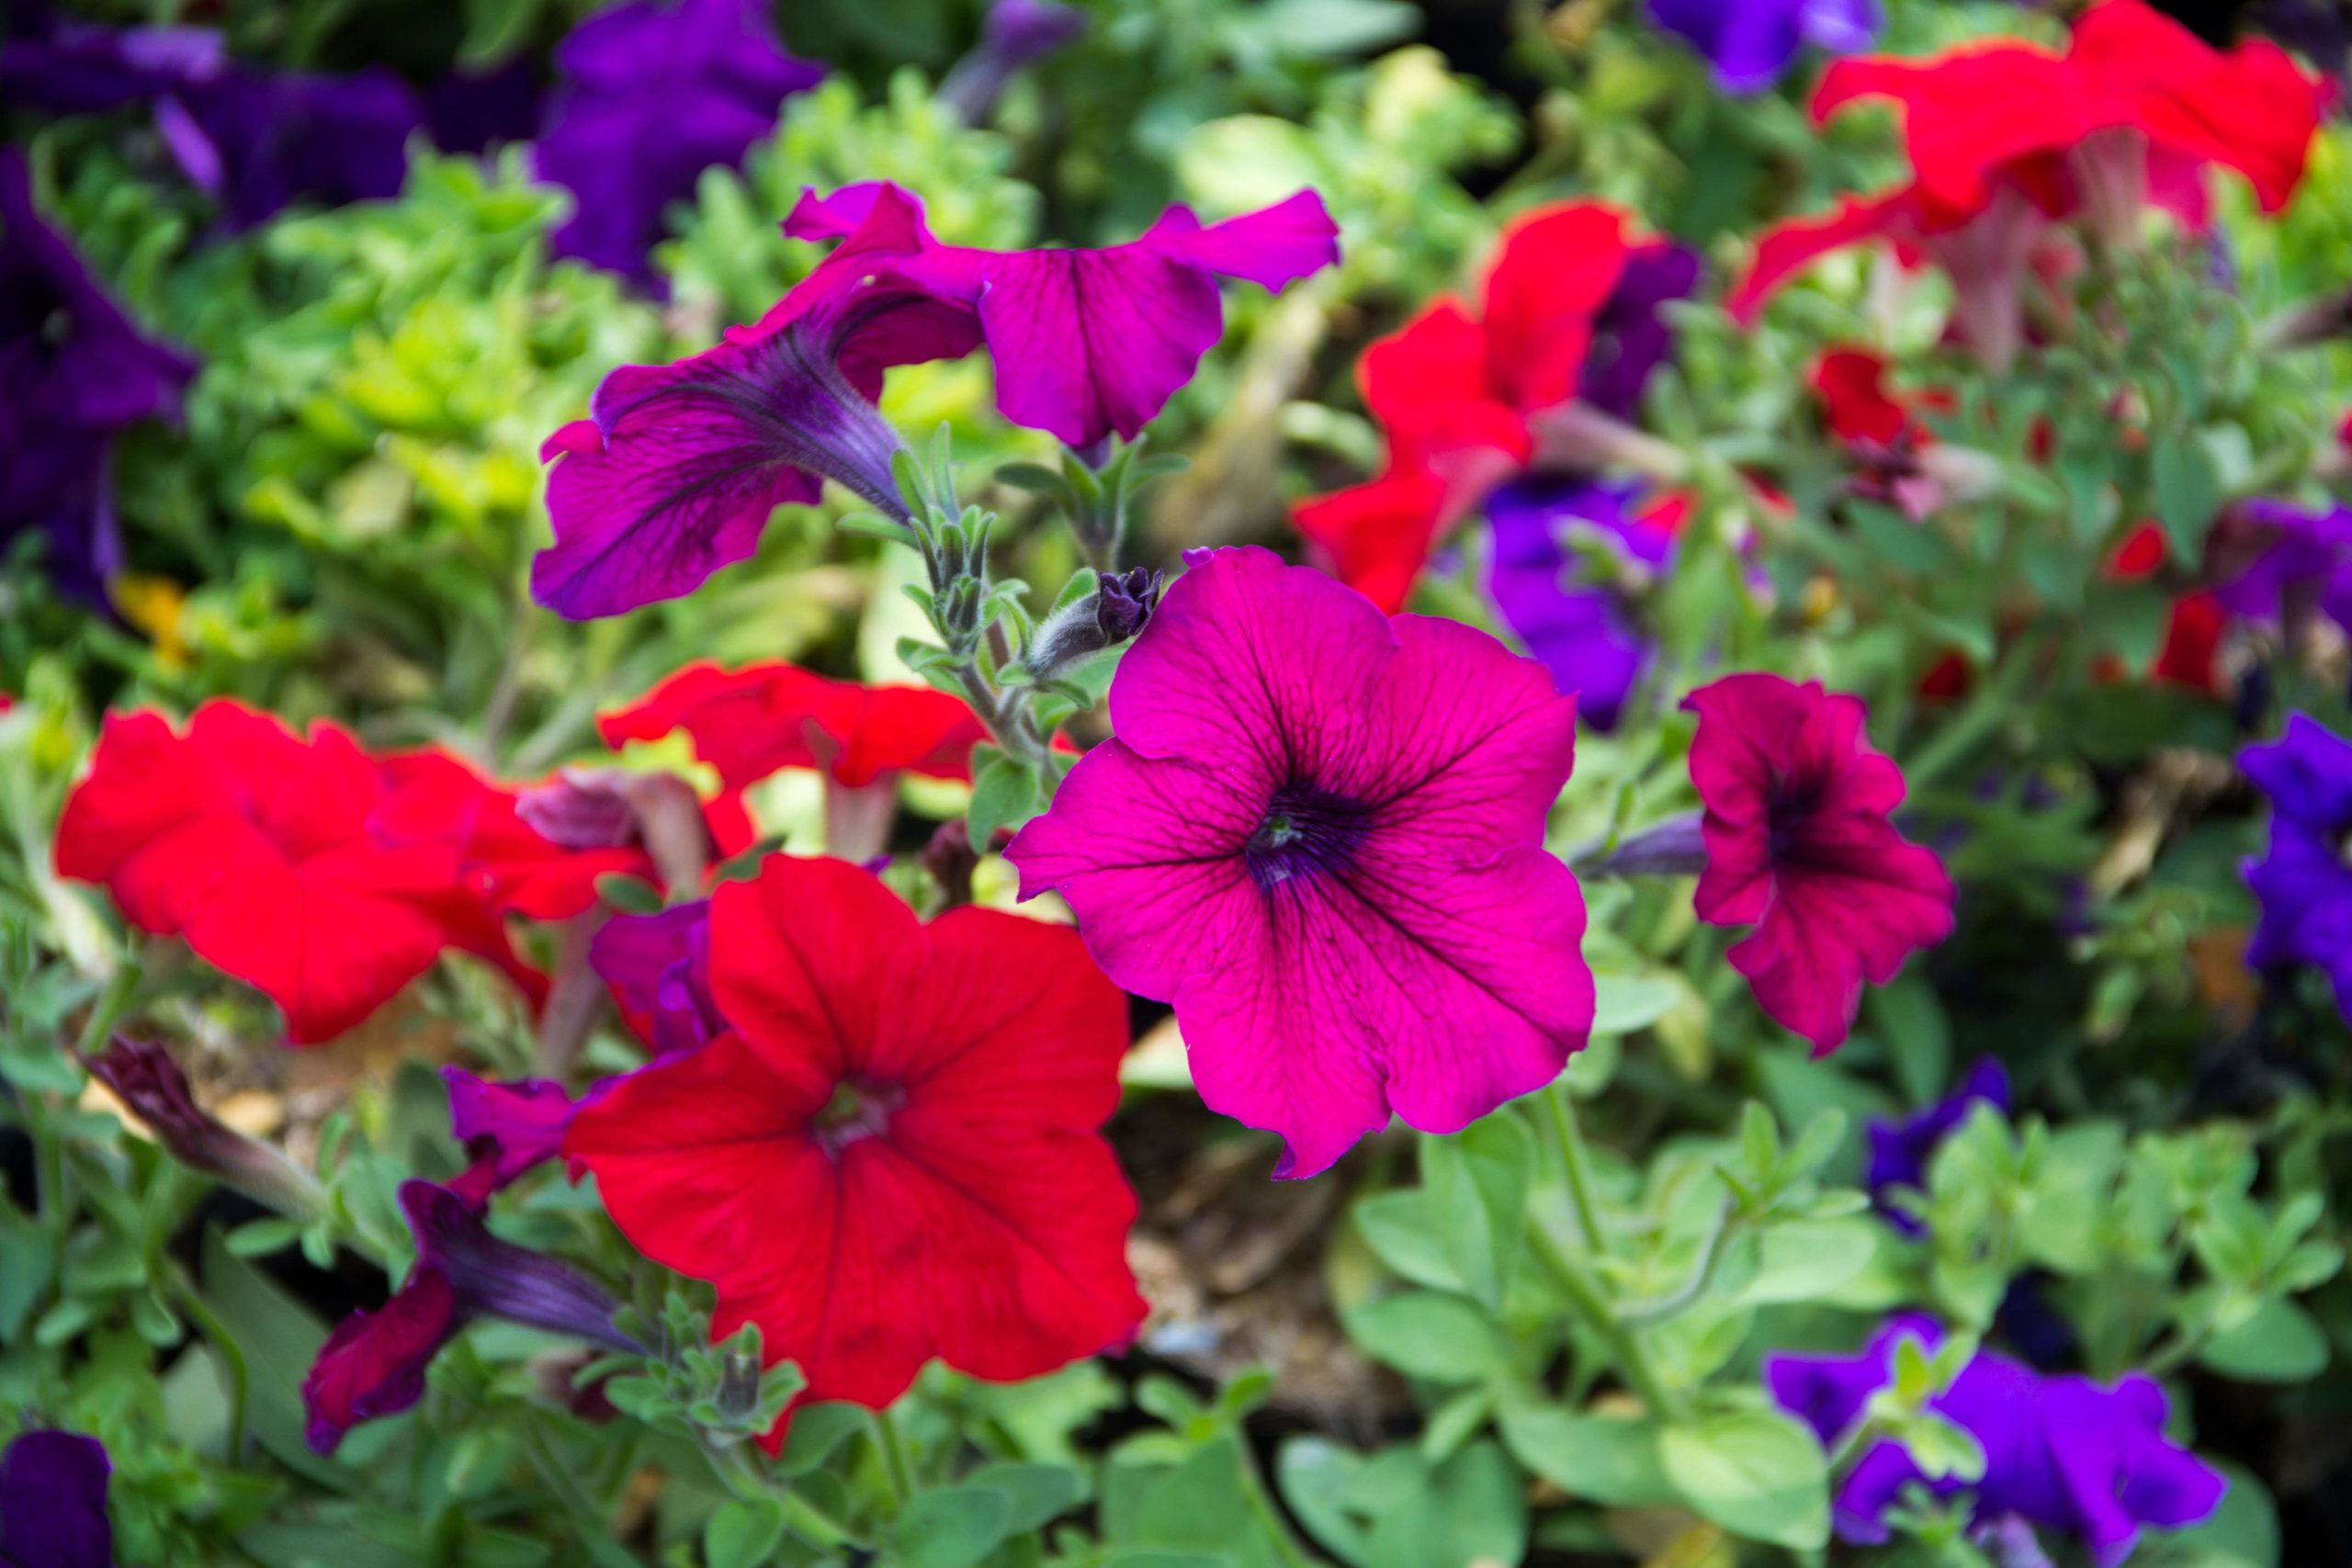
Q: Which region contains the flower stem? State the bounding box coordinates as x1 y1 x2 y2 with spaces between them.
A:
871 1405 916 1510
174 1270 247 1460
1543 1087 1608 1256
1233 1433 1315 1568
707 1440 854 1549
1527 1220 1689 1425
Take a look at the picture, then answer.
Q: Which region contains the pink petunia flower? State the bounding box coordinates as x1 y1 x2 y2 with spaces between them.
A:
1681 674 1955 1054
1007 547 1594 1179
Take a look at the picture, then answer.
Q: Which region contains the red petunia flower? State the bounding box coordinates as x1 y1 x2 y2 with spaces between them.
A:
1295 202 1697 612
1730 1 2324 366
599 661 988 791
564 855 1144 1444
2103 523 2228 692
53 703 539 1043
371 750 655 922
1682 674 1956 1053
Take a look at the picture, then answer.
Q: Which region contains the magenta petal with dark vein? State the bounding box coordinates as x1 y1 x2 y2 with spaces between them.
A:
1682 672 1954 1054
1007 547 1591 1178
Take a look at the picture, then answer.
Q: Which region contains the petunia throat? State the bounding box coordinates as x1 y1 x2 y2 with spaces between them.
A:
812 1077 903 1156
1245 784 1372 891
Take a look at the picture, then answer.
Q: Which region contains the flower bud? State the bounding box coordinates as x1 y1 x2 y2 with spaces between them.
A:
1030 567 1163 681
1575 811 1709 878
921 818 980 908
81 1038 325 1221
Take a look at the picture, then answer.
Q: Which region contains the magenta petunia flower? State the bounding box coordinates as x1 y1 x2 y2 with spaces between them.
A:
536 180 1333 616
1007 547 1593 1179
1682 673 1955 1054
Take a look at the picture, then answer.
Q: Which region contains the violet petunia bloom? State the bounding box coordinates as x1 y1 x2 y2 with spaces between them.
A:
2213 500 2352 637
535 0 824 285
938 0 1090 123
591 900 723 1058
1645 0 1882 94
2240 714 2352 1021
0 1429 112 1568
1485 479 1677 731
1683 673 1955 1054
1865 1055 2010 1235
0 8 420 229
1768 1315 2226 1563
442 1066 581 1190
302 1179 639 1453
535 181 1336 616
0 150 196 601
1577 245 1704 424
1007 547 1593 1179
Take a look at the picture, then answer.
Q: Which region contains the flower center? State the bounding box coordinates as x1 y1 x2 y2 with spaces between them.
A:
1766 775 1824 861
1244 784 1371 891
811 1078 902 1156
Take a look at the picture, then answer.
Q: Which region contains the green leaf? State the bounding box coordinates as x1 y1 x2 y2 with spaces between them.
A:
1734 1219 1879 1304
1589 972 1682 1036
2153 439 2220 560
967 755 1042 848
0 1206 56 1343
1342 1292 1508 1384
892 1485 1015 1568
1363 1440 1525 1568
1421 1112 1533 1308
1657 1409 1830 1550
702 1497 788 1568
1351 1191 1464 1294
2199 1297 2329 1383
967 1461 1087 1532
1277 1437 1371 1565
1495 1402 1674 1507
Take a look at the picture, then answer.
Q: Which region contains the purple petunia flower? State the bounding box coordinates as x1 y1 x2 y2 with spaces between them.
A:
0 7 421 229
1485 478 1676 732
2240 713 2352 1021
938 0 1090 123
592 899 723 1059
1577 244 1703 424
442 1066 581 1191
1006 547 1594 1179
0 1429 112 1568
1768 1315 2225 1564
1865 1056 2011 1235
301 1179 639 1453
2213 500 2352 637
1645 0 1882 94
0 150 195 601
535 0 824 286
535 180 1336 616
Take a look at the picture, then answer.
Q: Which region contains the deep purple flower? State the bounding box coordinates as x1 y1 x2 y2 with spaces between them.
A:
1645 0 1882 93
301 1179 638 1453
80 1037 323 1218
442 1066 580 1190
591 899 722 1058
1769 1315 2225 1563
1 9 420 228
1865 1056 2011 1235
1485 478 1675 732
1007 547 1593 1179
2240 713 2352 1020
536 0 824 285
938 0 1090 122
1578 244 1702 423
0 1429 111 1568
537 181 1335 615
424 56 543 156
2213 500 2352 637
0 150 195 600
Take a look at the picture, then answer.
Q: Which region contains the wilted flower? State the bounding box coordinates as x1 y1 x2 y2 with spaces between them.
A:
564 855 1145 1445
0 150 195 601
1682 673 1955 1053
302 1180 638 1454
1769 1314 2225 1562
2240 713 2352 1021
81 1037 324 1218
1865 1056 2011 1234
0 1428 112 1568
1008 547 1593 1178
535 0 824 284
1645 0 1881 93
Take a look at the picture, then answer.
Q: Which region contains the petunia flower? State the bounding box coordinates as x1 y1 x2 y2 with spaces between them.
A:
2212 500 2352 641
0 149 196 602
535 0 824 285
938 0 1090 122
1768 1314 2226 1562
302 1179 639 1454
0 1428 112 1568
1485 478 1682 731
1644 0 1881 94
1728 1 2326 367
2240 714 2352 1021
52 702 539 1043
2103 524 2230 693
537 180 1333 615
591 899 724 1057
1865 1056 2011 1235
1007 547 1593 1179
1682 673 1955 1053
81 1036 324 1218
599 660 989 859
443 1067 582 1191
1295 201 1696 615
563 854 1146 1444
0 8 421 229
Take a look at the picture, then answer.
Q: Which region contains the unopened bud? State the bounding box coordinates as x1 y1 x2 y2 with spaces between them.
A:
81 1038 325 1221
1527 400 1688 482
1031 568 1163 681
921 818 980 908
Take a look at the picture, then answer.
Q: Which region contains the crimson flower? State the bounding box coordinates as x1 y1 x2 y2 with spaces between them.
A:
600 660 986 791
1682 674 1955 1053
1007 547 1593 1179
1730 0 2325 366
1295 200 1696 614
563 855 1144 1443
53 703 540 1043
2104 524 2228 693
